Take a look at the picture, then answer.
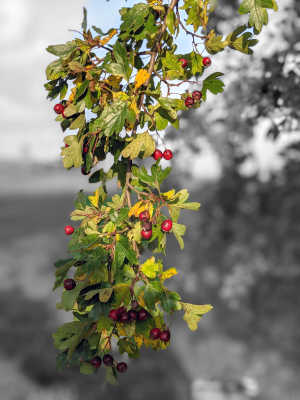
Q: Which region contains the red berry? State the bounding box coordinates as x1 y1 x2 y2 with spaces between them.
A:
116 306 126 316
62 111 66 118
109 309 119 321
185 97 194 108
163 149 173 160
139 210 150 221
64 278 76 291
83 145 89 154
192 90 202 101
119 312 129 323
161 219 173 232
153 149 163 161
179 58 188 68
90 356 102 368
128 310 138 321
65 144 70 148
64 225 74 235
203 57 211 67
160 329 171 342
116 362 128 373
141 228 152 240
103 354 114 367
54 103 65 114
142 221 152 231
150 328 161 340
138 309 148 321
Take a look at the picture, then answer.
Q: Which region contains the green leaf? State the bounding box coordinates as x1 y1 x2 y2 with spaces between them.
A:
155 112 169 131
46 59 64 80
228 30 258 55
120 3 149 34
47 41 77 57
75 80 89 101
201 73 225 101
104 41 132 82
60 281 86 311
161 291 181 313
69 114 86 130
61 135 83 169
97 100 128 136
172 223 186 250
205 32 227 55
144 281 163 309
166 9 176 34
177 202 200 211
238 0 276 32
162 52 184 80
106 367 119 385
181 303 213 331
118 338 139 358
82 7 88 32
53 321 86 352
80 362 95 375
190 51 204 75
53 259 74 290
121 131 155 160
97 315 113 331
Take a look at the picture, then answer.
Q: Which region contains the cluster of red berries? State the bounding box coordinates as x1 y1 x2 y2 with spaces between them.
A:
54 103 66 117
150 327 171 343
90 354 127 373
139 210 173 240
179 56 211 69
153 148 173 161
109 306 148 323
185 90 203 108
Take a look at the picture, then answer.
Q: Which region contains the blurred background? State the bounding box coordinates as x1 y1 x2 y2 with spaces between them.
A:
1 0 300 399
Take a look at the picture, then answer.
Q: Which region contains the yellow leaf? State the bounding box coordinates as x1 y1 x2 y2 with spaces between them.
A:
134 335 144 349
161 268 178 281
99 29 117 46
112 91 129 101
181 303 213 331
128 201 153 218
121 131 155 160
68 87 77 102
140 257 162 279
99 288 113 303
134 69 150 89
130 98 140 117
88 188 100 208
162 189 176 200
105 75 122 89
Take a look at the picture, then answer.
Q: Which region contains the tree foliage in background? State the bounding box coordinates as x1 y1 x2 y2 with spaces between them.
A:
45 0 277 383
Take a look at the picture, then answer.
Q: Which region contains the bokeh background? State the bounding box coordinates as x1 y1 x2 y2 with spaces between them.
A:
1 0 300 399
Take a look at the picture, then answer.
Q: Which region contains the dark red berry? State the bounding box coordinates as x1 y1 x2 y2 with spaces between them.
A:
64 278 76 291
119 312 129 323
192 90 202 101
139 210 150 221
116 362 127 373
103 354 114 367
64 225 74 235
116 306 126 316
163 149 173 160
153 149 163 161
160 329 171 342
109 309 119 321
128 310 138 321
142 221 152 231
54 103 64 114
138 309 148 321
150 328 161 340
65 143 70 148
185 97 194 108
161 219 173 232
83 145 89 154
203 57 211 67
141 228 152 240
90 356 102 368
179 58 188 68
